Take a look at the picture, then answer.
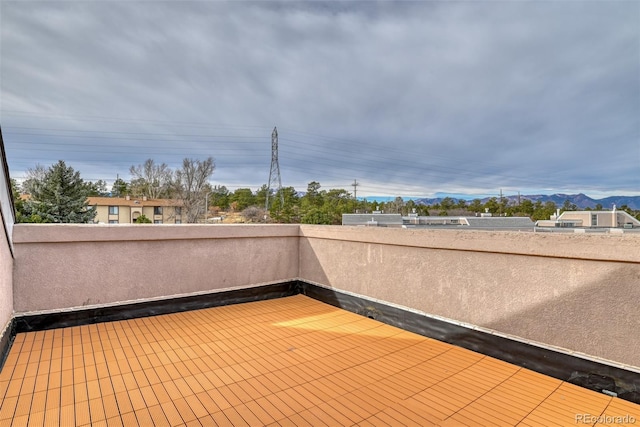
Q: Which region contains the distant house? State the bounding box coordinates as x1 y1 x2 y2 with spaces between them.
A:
536 208 640 229
88 196 184 224
403 214 534 229
342 213 403 227
342 212 534 229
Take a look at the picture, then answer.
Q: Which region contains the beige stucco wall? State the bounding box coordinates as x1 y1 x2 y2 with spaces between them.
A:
93 204 133 224
299 225 640 369
558 211 640 228
0 157 14 338
94 205 108 223
13 224 299 312
141 206 180 223
94 205 183 224
11 223 640 370
0 215 13 339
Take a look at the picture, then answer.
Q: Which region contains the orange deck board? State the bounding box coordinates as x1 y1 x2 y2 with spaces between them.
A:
1 294 638 426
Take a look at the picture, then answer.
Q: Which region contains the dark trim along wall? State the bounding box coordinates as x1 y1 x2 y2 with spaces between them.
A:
1 280 638 404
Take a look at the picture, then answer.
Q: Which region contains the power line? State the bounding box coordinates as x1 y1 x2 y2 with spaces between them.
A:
1 109 272 131
1 121 573 181
1 124 596 188
3 116 625 195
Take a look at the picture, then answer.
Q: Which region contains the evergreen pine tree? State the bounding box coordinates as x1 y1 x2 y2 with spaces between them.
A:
26 160 96 223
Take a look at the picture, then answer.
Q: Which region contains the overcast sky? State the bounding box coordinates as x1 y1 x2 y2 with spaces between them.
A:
1 1 638 198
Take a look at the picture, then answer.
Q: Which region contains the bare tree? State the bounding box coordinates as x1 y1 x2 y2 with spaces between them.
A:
22 164 47 194
129 159 172 199
242 206 266 223
173 157 215 223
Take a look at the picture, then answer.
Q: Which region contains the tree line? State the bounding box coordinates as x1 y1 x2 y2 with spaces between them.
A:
13 158 214 223
12 159 640 224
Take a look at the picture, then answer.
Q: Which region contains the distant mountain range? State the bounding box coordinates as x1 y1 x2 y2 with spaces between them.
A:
413 193 640 210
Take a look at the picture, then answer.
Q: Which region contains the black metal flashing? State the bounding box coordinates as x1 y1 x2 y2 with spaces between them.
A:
0 319 16 373
14 281 300 333
2 280 638 404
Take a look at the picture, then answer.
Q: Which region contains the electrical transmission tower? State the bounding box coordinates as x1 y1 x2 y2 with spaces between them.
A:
265 126 284 211
352 179 359 199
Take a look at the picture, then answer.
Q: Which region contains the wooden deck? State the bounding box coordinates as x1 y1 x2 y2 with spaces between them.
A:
1 295 638 426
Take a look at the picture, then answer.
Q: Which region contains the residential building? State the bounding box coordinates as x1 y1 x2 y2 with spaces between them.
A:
342 212 403 227
404 214 534 229
343 212 534 229
536 208 640 229
88 196 184 224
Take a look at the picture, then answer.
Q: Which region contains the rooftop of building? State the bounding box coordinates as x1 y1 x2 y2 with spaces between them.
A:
19 195 184 208
343 213 536 230
87 196 184 207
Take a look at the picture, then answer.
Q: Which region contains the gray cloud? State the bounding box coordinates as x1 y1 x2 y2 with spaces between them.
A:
1 1 638 197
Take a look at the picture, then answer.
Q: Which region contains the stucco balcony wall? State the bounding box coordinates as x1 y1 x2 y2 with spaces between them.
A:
11 223 640 371
298 225 640 369
12 224 300 313
0 221 12 342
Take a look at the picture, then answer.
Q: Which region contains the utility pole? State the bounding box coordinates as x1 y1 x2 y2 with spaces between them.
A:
204 192 209 223
266 127 284 211
352 179 359 199
499 189 503 217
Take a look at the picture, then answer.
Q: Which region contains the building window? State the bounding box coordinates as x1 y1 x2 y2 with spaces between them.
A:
108 206 119 215
175 207 182 215
591 214 597 226
154 220 163 224
154 206 163 215
109 220 119 224
175 220 181 224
